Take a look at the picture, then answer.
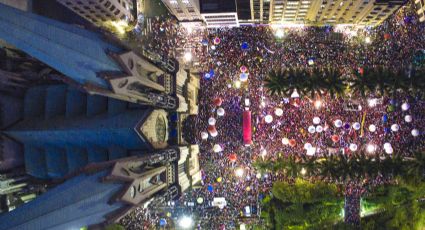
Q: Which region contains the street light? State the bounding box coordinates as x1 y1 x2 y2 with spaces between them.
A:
178 216 193 229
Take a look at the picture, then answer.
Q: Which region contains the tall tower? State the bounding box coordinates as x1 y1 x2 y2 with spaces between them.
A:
0 3 179 109
0 1 201 218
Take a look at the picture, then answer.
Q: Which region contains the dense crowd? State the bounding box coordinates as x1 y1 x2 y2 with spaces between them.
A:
124 3 425 229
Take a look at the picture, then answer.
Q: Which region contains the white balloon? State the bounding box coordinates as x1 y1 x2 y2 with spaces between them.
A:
369 124 376 132
383 142 392 149
304 143 312 150
334 119 343 128
308 126 316 133
274 108 283 117
391 124 399 132
385 147 393 154
352 122 361 130
401 102 410 111
213 144 222 152
282 138 289 145
210 130 218 137
211 45 216 50
404 115 412 123
315 125 323 133
313 117 321 125
201 132 208 140
265 115 273 123
411 129 419 137
217 108 225 116
349 143 358 152
208 117 216 126
306 147 316 156
240 73 249 82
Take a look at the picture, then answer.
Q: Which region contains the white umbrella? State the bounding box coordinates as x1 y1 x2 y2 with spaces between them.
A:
369 124 376 132
282 138 289 145
304 143 312 150
313 117 321 125
306 147 316 156
391 124 399 132
217 108 225 116
213 144 222 153
384 142 392 149
315 125 323 133
404 115 412 123
349 143 358 152
265 115 273 123
274 108 283 117
385 147 393 154
352 122 361 130
334 119 343 128
197 197 204 204
401 102 410 111
308 126 316 134
201 132 208 140
208 117 216 126
411 129 419 137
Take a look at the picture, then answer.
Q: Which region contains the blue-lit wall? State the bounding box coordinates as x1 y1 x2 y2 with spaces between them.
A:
0 170 125 230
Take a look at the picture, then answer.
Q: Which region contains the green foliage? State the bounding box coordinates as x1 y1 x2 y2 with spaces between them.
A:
265 67 425 98
262 179 344 229
272 179 340 203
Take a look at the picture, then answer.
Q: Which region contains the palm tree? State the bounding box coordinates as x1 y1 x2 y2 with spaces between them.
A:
304 68 324 98
264 68 286 96
350 68 374 97
406 68 425 98
387 69 408 96
323 68 346 98
373 67 392 96
406 151 425 183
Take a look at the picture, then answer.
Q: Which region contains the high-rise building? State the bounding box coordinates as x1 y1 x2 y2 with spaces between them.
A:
239 0 405 26
56 0 136 25
200 0 240 27
415 0 425 22
161 0 203 21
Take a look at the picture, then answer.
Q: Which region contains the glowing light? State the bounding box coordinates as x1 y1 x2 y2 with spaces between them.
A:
368 98 377 107
365 36 371 44
368 124 376 132
366 144 376 153
235 80 241 89
314 100 322 109
110 20 129 35
349 143 358 152
412 129 419 137
265 115 273 123
275 29 284 38
401 102 410 111
235 168 244 177
282 138 289 145
405 115 412 123
313 117 321 124
300 168 307 175
291 89 300 98
184 52 192 62
178 216 193 229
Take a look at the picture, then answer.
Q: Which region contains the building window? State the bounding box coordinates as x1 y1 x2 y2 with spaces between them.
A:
110 5 115 11
114 9 120 15
104 1 111 8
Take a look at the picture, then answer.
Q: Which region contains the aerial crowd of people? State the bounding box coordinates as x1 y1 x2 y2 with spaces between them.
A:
122 3 425 229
